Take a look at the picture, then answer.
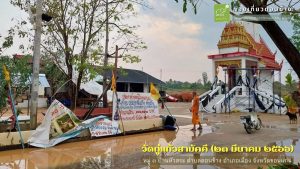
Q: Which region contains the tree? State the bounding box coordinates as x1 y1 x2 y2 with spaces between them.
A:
7 0 146 109
0 55 31 111
196 78 202 85
174 0 198 13
190 82 197 90
41 58 68 96
204 80 212 90
291 11 300 68
283 73 297 111
174 0 300 79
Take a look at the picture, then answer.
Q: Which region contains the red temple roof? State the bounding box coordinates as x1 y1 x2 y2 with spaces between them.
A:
13 54 33 64
209 22 281 70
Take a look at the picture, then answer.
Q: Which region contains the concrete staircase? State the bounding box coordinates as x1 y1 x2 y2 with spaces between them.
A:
14 94 47 108
15 98 47 108
201 86 287 114
203 94 224 113
255 90 287 114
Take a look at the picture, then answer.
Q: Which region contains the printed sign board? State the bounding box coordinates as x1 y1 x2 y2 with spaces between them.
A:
89 118 119 137
113 92 160 121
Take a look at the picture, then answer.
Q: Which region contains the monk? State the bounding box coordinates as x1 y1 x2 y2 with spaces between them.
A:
190 91 202 130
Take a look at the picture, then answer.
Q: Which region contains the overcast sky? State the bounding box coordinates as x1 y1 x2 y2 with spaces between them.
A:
0 0 297 83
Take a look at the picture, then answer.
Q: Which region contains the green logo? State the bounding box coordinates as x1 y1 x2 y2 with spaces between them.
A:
214 4 230 22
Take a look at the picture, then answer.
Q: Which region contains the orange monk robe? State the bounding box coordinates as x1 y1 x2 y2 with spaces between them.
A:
191 96 200 125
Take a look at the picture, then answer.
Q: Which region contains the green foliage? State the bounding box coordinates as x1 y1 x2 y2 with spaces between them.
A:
183 0 187 13
0 55 31 110
0 73 7 110
165 79 212 91
7 0 147 108
273 80 298 99
291 13 300 48
283 73 298 108
174 0 240 14
285 73 293 86
174 0 198 14
9 0 146 79
41 59 68 95
284 94 297 108
231 0 240 10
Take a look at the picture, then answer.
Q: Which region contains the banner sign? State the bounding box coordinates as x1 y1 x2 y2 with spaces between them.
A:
113 92 160 121
29 92 161 147
48 101 80 139
28 100 107 148
89 118 119 137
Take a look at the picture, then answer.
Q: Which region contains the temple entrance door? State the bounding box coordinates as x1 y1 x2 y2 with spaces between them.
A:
228 67 237 90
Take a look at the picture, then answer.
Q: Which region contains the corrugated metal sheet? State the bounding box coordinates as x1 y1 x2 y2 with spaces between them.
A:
39 74 50 87
11 74 50 88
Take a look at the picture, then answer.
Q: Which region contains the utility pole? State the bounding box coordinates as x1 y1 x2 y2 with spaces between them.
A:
160 69 162 81
103 0 109 108
30 0 42 129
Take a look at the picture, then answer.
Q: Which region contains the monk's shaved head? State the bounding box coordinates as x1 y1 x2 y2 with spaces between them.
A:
192 91 196 96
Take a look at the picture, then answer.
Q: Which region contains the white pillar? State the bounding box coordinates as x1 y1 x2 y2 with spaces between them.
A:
144 84 149 93
241 58 247 96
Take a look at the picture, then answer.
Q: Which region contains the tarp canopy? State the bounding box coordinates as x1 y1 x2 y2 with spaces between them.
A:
80 81 113 102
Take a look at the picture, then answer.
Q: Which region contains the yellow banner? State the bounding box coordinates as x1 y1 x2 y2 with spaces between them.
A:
111 71 116 92
150 83 160 101
2 65 10 82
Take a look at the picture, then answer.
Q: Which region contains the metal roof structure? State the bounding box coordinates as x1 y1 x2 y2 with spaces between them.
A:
104 69 165 85
11 73 50 88
38 74 50 88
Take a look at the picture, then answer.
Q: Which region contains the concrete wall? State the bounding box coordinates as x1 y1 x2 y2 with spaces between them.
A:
16 98 48 108
143 84 149 93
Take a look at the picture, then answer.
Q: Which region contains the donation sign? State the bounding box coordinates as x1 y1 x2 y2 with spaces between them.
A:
113 92 160 121
89 118 119 137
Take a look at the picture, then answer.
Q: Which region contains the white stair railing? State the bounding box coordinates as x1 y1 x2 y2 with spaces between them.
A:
199 86 221 113
208 86 221 98
213 86 242 113
254 89 286 114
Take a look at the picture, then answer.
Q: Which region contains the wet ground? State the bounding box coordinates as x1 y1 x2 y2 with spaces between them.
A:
0 102 300 169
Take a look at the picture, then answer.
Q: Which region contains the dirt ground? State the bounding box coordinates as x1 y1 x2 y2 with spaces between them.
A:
0 102 299 169
0 108 47 132
1 107 47 121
